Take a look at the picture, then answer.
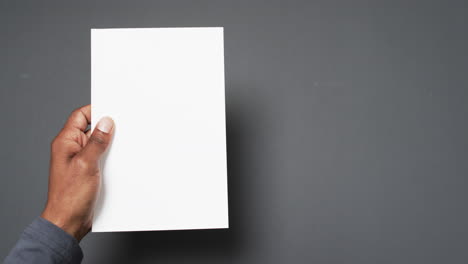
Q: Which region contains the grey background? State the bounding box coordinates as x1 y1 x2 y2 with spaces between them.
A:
1 0 468 263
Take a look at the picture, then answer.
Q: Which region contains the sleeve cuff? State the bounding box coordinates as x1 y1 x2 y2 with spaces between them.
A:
22 217 83 263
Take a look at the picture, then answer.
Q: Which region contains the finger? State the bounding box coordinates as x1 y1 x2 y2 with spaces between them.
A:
63 105 91 132
51 136 82 159
77 117 114 163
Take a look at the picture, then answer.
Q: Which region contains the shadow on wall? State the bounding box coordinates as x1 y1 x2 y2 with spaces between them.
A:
100 85 257 263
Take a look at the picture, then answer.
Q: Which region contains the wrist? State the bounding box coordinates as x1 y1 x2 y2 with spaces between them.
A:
41 207 90 241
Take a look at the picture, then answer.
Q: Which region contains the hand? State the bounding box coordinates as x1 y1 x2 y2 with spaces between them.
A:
41 105 114 241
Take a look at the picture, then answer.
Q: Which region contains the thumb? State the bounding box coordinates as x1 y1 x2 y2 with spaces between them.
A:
78 117 114 163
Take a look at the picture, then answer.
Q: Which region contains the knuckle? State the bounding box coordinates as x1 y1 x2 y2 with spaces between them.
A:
73 156 99 176
89 134 107 146
74 157 90 171
50 135 79 155
71 108 81 116
50 137 62 152
69 108 84 121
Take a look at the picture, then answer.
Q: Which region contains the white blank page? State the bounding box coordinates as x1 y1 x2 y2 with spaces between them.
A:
91 27 228 232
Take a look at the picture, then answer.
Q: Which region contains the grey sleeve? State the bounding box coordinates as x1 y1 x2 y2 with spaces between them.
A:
3 217 83 264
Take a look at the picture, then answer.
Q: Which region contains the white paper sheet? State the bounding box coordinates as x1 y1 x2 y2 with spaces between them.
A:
91 27 228 232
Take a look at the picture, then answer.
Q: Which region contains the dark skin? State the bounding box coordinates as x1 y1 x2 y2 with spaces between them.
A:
41 105 114 241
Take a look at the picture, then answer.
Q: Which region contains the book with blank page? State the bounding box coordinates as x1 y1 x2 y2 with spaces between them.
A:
91 27 228 232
